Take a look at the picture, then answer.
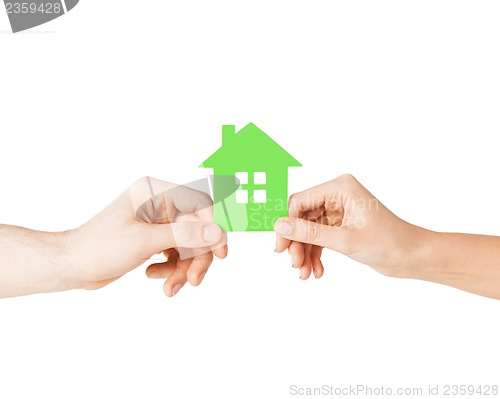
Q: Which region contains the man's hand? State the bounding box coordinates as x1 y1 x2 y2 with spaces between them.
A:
69 177 227 297
0 177 227 298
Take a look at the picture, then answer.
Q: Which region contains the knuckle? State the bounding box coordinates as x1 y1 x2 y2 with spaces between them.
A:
188 272 203 287
131 176 150 190
303 221 319 243
288 193 302 213
338 173 356 183
198 191 214 207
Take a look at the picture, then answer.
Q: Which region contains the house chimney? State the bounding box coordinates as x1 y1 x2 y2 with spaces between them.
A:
222 125 235 146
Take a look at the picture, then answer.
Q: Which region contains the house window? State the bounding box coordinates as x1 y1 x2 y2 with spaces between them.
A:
236 189 248 204
235 172 267 204
253 189 267 203
235 172 248 185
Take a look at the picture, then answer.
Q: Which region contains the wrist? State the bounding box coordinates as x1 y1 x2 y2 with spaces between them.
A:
48 229 84 292
397 226 441 281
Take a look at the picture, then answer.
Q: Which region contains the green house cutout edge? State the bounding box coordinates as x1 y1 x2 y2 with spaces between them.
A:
200 122 302 232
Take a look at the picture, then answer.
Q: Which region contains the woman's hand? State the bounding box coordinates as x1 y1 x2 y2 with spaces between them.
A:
274 174 426 280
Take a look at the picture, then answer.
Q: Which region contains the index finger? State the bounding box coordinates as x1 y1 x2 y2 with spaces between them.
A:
275 183 330 252
288 184 328 218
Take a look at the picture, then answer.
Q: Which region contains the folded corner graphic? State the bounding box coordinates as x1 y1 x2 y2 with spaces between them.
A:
5 0 79 33
200 123 302 232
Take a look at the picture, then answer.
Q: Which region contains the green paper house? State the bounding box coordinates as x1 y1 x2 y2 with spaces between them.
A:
200 123 301 232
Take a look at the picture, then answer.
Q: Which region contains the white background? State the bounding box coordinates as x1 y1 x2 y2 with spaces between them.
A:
1 1 500 398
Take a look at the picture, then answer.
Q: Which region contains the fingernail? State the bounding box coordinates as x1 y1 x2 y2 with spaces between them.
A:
299 268 304 279
203 225 221 242
198 272 207 284
172 284 183 296
313 269 318 278
289 254 295 267
148 271 161 279
274 221 292 235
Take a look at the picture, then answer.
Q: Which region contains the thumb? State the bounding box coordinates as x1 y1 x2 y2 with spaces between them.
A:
274 217 350 253
142 222 223 253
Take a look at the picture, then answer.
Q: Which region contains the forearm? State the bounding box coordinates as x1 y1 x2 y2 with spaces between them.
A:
0 225 79 298
406 230 500 300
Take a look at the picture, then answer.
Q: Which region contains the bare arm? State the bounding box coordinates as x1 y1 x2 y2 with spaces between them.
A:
0 225 75 298
408 231 500 299
0 177 227 299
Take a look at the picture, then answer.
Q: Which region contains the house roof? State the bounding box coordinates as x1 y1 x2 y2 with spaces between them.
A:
200 122 302 169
